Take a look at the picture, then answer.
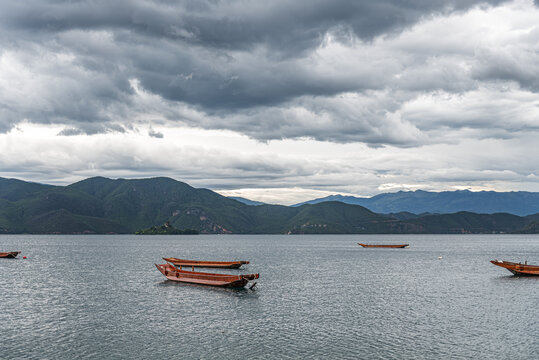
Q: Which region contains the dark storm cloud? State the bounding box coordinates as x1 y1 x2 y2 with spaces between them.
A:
3 0 507 50
4 0 501 106
2 0 536 146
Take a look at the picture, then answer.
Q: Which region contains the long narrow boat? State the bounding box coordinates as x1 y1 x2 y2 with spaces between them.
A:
0 251 21 258
358 243 408 248
155 263 259 288
163 257 249 269
490 259 539 276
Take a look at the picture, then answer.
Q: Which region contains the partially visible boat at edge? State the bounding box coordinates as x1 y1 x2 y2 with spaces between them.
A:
358 243 408 248
163 257 249 269
155 263 259 287
490 259 539 276
0 251 21 258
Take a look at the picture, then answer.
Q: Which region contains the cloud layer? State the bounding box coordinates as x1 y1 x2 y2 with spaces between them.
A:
3 1 537 142
1 0 539 202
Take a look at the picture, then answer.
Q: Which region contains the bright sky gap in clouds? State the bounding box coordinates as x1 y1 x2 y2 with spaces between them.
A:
1 0 539 204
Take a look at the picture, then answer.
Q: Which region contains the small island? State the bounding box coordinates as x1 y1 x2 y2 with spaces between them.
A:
135 222 199 235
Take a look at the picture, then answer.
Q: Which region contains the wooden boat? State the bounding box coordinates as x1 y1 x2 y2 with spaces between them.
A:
155 263 259 288
0 251 21 258
163 257 249 269
490 259 539 276
358 243 408 248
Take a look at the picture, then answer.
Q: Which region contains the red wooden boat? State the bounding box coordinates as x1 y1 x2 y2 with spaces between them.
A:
490 259 539 276
163 257 249 269
155 263 259 288
0 251 21 258
358 243 408 248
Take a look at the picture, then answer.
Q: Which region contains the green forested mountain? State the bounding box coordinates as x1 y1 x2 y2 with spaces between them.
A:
0 178 55 201
0 176 537 234
383 212 529 234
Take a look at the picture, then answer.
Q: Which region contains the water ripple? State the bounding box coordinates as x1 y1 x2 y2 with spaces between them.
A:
0 234 538 359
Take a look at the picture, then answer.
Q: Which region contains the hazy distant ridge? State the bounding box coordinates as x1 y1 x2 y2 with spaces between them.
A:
229 197 266 206
293 190 539 216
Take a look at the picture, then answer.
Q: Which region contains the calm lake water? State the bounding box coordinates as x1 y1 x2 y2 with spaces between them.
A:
0 234 537 359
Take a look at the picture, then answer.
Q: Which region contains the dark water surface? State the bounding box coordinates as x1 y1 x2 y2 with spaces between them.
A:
1 234 537 359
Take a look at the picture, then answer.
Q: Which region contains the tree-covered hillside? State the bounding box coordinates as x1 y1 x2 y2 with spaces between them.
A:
0 177 537 234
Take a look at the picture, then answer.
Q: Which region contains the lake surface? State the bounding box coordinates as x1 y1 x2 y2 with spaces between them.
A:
1 234 537 359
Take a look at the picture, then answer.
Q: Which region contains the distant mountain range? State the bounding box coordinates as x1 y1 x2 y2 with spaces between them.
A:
1 176 539 234
293 190 539 216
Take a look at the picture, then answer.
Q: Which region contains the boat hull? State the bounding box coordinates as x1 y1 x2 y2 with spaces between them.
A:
490 260 539 276
358 243 408 248
163 257 249 269
155 263 259 288
0 251 21 258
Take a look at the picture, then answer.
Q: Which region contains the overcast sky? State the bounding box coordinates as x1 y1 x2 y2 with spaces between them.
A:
1 0 539 204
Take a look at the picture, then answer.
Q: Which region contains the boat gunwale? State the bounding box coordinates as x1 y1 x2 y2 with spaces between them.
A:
490 259 539 271
163 257 249 268
490 259 539 275
0 251 21 258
